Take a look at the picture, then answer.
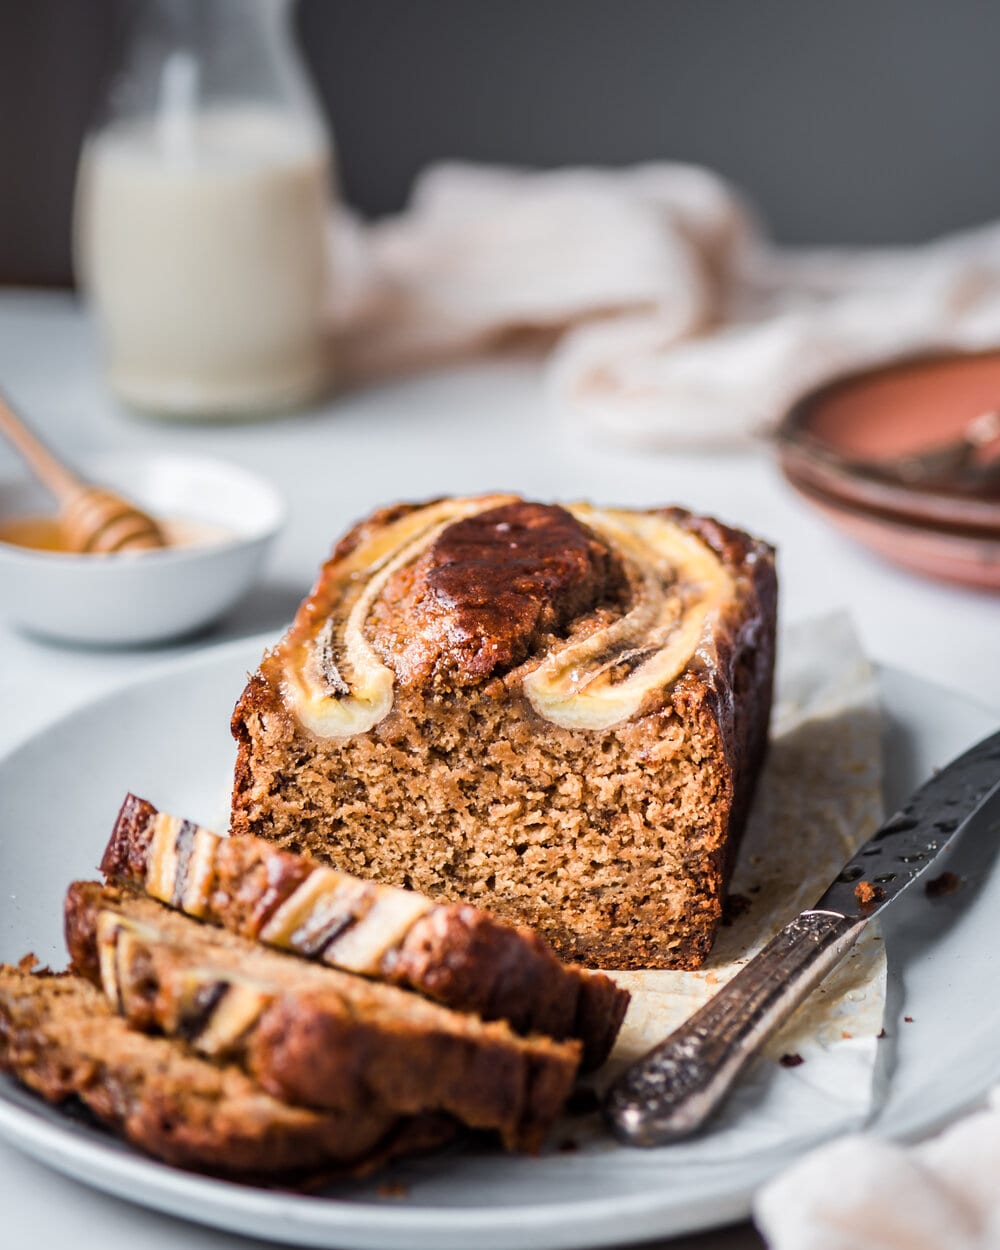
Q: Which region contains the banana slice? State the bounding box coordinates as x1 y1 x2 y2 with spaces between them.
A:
180 974 271 1058
96 910 160 1013
282 499 732 738
283 495 516 738
521 507 734 730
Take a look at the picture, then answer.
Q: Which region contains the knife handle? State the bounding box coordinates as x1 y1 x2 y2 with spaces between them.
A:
604 909 868 1146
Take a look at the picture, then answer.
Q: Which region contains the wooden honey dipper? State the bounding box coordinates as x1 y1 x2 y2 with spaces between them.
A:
0 393 168 553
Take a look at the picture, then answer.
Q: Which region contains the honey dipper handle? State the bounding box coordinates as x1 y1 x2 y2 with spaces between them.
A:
603 910 868 1146
0 392 84 502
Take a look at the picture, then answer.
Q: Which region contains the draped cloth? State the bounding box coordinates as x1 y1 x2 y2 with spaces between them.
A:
329 162 1000 445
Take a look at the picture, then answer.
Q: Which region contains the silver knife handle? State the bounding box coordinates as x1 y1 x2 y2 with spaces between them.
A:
604 909 867 1146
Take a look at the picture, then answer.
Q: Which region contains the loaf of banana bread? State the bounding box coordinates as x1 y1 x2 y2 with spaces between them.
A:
102 794 627 1068
230 497 777 970
0 961 453 1178
66 880 580 1151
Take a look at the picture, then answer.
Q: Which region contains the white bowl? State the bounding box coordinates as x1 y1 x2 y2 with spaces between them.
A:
0 452 285 645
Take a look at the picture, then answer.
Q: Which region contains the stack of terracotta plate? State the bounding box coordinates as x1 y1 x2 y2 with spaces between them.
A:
775 350 1000 590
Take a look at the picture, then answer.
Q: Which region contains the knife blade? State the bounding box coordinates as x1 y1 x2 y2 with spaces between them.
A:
813 725 1000 919
604 726 1000 1147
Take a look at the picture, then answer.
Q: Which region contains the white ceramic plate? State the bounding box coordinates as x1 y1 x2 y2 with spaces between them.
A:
0 639 998 1250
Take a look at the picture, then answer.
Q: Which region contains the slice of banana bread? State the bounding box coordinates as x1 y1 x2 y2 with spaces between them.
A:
0 962 453 1178
102 794 627 1069
230 497 777 970
66 881 580 1152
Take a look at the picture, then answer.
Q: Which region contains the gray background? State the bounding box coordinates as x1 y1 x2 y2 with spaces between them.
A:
3 0 1000 285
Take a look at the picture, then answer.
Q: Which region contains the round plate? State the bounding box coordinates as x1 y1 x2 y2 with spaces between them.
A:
775 351 1000 589
776 350 1000 532
783 469 1000 591
0 639 998 1250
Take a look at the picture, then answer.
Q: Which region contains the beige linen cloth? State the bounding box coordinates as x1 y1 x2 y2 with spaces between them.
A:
329 161 1000 445
754 1088 1000 1250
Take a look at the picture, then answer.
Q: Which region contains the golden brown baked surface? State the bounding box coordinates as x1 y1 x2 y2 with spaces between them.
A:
231 497 777 971
368 500 626 688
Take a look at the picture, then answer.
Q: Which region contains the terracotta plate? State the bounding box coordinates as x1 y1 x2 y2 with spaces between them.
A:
776 350 1000 588
783 469 1000 591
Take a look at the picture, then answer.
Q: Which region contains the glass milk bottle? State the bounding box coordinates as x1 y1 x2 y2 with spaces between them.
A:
75 0 333 418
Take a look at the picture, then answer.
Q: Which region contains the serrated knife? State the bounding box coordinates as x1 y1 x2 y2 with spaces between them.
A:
604 726 1000 1147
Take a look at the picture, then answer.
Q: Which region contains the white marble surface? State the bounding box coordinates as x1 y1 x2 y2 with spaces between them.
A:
0 290 997 1250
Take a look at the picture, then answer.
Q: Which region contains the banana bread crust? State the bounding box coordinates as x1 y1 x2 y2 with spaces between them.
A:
367 500 627 688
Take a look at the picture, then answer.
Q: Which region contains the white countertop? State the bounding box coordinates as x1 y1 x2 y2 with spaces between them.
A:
0 290 997 1250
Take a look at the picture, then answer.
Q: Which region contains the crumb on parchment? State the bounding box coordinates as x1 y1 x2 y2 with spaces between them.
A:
925 871 961 898
722 893 752 926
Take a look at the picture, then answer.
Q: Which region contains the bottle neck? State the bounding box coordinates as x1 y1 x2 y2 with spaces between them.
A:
103 0 324 143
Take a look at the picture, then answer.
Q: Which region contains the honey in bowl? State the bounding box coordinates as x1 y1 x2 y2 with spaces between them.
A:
0 514 232 554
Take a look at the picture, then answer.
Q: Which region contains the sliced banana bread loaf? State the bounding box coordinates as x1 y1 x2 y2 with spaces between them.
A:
230 497 777 970
102 794 627 1069
66 881 580 1152
0 962 452 1178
